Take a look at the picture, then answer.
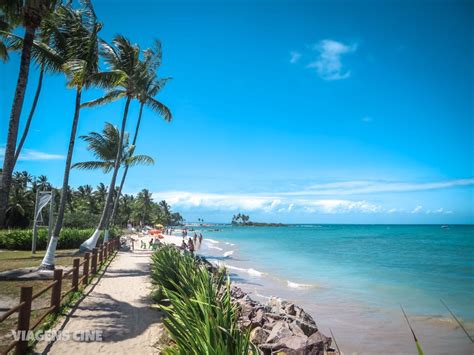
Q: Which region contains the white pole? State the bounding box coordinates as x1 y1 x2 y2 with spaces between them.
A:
32 190 40 254
47 190 54 245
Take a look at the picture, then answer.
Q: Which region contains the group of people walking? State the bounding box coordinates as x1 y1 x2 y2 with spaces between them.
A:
180 230 203 254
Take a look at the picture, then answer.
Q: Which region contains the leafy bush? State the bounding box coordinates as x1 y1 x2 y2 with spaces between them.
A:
63 211 100 229
151 245 256 354
0 228 120 250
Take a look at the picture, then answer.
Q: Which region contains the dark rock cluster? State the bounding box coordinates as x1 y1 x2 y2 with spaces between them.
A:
231 287 338 355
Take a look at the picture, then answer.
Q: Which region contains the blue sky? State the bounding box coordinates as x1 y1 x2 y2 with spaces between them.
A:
1 0 473 223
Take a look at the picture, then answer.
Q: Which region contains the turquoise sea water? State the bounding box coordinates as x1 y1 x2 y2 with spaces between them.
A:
194 224 474 354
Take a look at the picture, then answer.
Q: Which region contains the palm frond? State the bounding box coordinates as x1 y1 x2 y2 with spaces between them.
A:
81 89 126 108
146 96 172 122
126 154 155 167
88 70 125 89
72 161 113 173
63 58 87 88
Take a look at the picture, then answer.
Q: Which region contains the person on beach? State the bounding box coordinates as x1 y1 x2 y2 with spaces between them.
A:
149 237 154 249
193 233 197 244
199 233 203 243
180 239 187 250
187 237 195 255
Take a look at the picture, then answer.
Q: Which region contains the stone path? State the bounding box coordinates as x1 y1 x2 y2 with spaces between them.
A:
37 247 163 354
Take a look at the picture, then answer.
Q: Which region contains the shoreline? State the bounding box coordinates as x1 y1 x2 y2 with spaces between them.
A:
156 228 473 355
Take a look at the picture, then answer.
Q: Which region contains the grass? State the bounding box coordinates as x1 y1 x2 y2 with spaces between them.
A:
0 249 79 273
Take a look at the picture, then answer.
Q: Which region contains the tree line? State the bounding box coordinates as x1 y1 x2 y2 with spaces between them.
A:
6 170 183 229
0 0 174 267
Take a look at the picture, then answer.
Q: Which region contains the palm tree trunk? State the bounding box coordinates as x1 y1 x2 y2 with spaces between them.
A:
14 66 45 165
41 88 82 269
108 102 144 226
0 26 36 227
80 96 132 251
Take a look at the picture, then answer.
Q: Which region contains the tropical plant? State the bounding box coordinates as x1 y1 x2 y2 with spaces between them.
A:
0 0 58 227
151 245 256 354
41 2 120 269
109 41 172 225
72 122 154 173
80 34 144 250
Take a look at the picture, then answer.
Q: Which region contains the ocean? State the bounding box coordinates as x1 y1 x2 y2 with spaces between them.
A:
193 224 474 354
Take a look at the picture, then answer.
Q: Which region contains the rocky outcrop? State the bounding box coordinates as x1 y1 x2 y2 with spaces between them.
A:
232 287 337 354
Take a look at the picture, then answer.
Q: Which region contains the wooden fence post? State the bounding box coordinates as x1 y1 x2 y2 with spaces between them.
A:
72 258 80 292
83 252 90 285
104 242 108 260
51 269 63 313
16 287 32 354
91 248 98 274
99 246 103 264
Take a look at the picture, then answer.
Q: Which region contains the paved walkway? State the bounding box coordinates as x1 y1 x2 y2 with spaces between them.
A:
37 247 163 354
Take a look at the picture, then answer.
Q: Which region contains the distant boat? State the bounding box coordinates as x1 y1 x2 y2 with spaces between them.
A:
441 225 449 229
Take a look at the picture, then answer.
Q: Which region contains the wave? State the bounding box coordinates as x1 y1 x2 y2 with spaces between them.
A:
206 238 220 244
223 250 234 257
225 265 266 277
287 280 313 288
208 245 223 251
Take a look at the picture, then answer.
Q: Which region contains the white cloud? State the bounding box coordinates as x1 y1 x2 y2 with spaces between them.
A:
289 51 302 64
307 39 357 80
411 205 423 214
152 191 383 215
280 178 474 196
0 147 64 161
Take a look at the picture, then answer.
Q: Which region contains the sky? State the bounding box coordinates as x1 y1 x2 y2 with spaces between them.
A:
1 0 473 224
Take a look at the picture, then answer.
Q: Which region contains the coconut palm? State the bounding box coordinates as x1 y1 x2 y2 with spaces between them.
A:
0 0 57 227
109 44 172 226
40 4 121 269
35 174 51 191
72 122 154 174
80 35 144 251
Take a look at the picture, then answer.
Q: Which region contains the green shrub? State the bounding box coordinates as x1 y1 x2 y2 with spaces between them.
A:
151 245 256 354
63 211 100 229
0 228 120 250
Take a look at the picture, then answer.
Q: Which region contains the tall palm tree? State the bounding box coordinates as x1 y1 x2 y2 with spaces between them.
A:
40 4 120 269
10 10 66 165
0 0 57 227
80 35 143 251
109 44 172 226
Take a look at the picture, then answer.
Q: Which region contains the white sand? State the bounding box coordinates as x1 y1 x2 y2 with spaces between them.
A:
37 243 163 354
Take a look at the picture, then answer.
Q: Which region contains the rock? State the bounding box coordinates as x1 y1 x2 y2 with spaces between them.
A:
307 331 331 349
251 308 264 328
231 286 246 299
280 335 308 350
285 303 297 316
239 300 255 319
250 326 268 345
289 321 306 337
266 321 293 343
293 319 318 336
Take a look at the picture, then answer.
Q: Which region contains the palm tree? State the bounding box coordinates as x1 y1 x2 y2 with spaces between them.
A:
11 10 66 165
72 122 154 174
95 182 107 208
132 189 153 226
0 0 57 227
80 35 143 251
35 174 51 191
109 43 172 226
40 4 120 269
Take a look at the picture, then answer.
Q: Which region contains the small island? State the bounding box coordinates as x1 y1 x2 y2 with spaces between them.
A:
231 213 287 227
